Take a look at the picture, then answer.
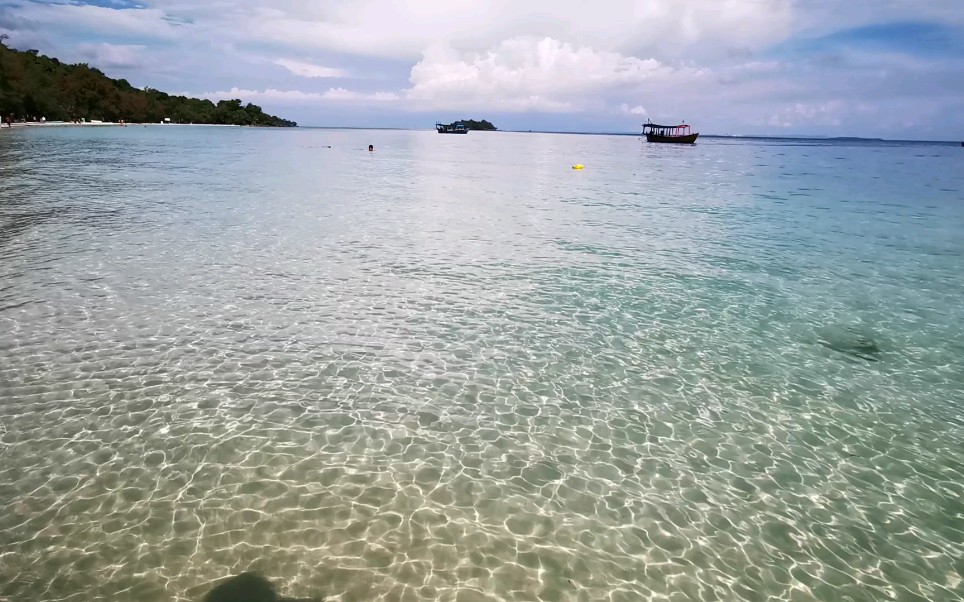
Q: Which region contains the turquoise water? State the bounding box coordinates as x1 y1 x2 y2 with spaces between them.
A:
1 126 962 601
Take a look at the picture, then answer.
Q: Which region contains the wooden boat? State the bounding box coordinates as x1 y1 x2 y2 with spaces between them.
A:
436 121 468 134
642 121 699 144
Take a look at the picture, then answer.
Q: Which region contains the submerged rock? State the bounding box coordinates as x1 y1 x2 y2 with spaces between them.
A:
817 325 881 361
202 573 319 602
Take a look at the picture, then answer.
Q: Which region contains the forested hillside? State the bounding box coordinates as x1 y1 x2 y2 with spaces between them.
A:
0 38 296 126
460 119 497 131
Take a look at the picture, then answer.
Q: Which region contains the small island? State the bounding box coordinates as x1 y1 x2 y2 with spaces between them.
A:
460 119 497 131
0 38 296 127
435 118 498 133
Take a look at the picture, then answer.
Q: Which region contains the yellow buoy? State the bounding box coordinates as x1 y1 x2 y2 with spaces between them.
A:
572 164 584 170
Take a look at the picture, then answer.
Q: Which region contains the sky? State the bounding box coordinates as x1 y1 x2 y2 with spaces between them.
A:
1 0 962 138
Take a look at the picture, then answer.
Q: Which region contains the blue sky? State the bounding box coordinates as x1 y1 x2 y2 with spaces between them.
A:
1 0 962 138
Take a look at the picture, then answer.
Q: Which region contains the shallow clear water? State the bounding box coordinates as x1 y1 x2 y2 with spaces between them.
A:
1 126 962 602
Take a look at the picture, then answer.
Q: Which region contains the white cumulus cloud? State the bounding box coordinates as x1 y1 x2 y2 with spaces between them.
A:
191 86 399 104
12 1 181 39
274 58 347 79
76 43 147 69
322 87 399 101
405 37 667 112
192 87 325 103
177 0 796 61
765 101 846 128
619 103 648 115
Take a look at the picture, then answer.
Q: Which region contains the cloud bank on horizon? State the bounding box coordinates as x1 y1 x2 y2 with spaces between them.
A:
1 0 962 137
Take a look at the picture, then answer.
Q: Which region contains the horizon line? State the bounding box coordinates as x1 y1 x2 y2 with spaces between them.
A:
295 126 960 144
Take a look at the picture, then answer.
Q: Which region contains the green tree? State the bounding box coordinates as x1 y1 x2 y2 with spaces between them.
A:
0 45 297 126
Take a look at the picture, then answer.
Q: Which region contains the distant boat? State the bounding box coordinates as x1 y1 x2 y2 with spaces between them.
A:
436 121 468 134
642 121 699 144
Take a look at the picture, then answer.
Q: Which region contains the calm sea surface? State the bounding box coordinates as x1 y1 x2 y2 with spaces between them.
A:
1 126 962 602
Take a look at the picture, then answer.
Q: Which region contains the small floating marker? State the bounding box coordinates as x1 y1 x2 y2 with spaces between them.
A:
572 164 584 170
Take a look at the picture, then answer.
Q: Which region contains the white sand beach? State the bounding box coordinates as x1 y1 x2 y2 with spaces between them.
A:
1 120 120 129
1 121 242 129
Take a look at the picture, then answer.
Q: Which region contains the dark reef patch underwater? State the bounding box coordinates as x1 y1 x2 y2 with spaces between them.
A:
817 324 882 362
202 573 320 602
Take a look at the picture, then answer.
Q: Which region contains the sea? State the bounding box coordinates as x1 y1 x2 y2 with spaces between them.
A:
1 126 962 602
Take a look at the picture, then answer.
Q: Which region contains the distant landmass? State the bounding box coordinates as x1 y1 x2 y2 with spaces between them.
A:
0 39 296 127
460 119 498 131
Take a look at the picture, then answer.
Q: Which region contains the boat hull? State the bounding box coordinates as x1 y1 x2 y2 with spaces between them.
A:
436 129 468 134
645 132 699 144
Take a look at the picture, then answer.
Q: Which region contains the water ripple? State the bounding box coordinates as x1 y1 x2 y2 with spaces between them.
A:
0 128 962 601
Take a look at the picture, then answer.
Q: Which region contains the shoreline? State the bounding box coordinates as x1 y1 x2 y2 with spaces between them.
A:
1 121 246 129
1 121 120 129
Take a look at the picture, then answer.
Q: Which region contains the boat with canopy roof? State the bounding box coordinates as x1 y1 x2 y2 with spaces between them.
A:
436 121 468 134
642 121 699 144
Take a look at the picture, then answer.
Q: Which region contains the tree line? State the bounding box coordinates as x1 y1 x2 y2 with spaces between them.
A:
0 39 296 127
458 119 497 131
